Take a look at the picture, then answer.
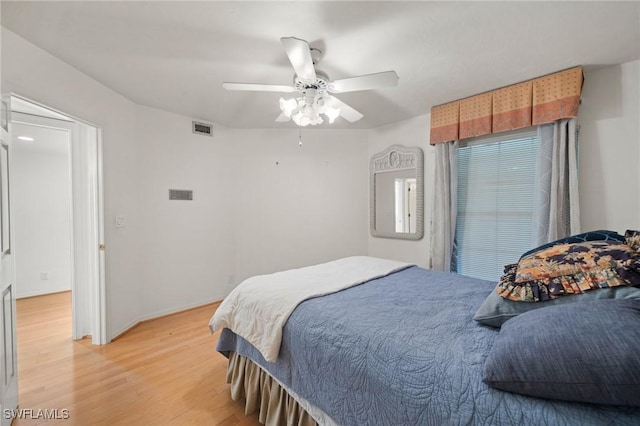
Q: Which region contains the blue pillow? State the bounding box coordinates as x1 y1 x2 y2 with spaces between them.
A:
473 285 640 327
519 229 625 259
483 299 640 407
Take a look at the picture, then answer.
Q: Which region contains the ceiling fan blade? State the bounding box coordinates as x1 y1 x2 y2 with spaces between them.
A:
223 82 297 93
280 37 317 82
327 96 364 123
275 113 291 122
329 71 399 93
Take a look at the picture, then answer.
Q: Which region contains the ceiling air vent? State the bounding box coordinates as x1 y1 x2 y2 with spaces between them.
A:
169 189 193 201
192 121 213 137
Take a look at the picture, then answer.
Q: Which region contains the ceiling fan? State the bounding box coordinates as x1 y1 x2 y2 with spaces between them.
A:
222 36 399 126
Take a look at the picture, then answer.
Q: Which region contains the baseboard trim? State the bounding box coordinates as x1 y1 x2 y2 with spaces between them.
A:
110 319 142 342
111 297 223 341
16 289 71 300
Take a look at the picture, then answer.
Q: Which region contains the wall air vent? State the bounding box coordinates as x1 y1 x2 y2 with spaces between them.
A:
192 121 213 137
169 189 193 201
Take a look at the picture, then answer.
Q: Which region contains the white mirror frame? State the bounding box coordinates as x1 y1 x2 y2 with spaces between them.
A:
370 144 424 240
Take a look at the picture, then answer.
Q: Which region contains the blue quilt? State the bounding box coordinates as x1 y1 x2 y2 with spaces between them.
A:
216 266 640 425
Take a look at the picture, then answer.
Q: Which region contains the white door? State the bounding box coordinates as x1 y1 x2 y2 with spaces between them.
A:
0 97 18 425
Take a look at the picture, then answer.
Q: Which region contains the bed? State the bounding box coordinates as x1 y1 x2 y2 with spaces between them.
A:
209 255 640 425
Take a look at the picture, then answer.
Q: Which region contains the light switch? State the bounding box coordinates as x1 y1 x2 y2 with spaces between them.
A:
115 215 126 228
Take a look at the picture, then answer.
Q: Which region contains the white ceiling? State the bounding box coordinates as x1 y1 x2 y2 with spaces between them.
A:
2 1 639 130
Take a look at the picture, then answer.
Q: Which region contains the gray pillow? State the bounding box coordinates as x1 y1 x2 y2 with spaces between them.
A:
483 299 640 407
473 285 640 327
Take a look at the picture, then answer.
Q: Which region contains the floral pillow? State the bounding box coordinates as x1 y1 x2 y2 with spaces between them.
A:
626 229 640 251
497 232 640 302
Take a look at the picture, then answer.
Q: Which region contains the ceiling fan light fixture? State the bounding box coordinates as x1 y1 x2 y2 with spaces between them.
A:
292 107 322 126
279 92 342 127
279 97 298 117
292 112 313 126
325 106 340 124
224 36 397 126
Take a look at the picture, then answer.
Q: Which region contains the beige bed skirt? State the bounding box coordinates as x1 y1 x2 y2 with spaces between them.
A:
226 351 318 426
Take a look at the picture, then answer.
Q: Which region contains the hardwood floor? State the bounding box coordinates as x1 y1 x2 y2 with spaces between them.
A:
14 292 260 425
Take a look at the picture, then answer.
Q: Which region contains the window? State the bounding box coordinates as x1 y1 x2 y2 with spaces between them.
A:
456 129 540 281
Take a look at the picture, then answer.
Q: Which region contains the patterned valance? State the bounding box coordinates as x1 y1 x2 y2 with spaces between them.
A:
459 92 492 139
532 67 583 125
493 81 532 133
430 102 460 144
430 66 583 145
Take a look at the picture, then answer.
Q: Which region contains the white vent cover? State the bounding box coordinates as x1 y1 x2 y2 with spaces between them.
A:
192 121 213 137
169 189 193 201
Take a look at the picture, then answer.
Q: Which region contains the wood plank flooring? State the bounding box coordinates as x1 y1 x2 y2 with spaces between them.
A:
14 292 260 425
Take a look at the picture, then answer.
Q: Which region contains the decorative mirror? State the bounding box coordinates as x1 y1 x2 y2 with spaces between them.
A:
370 144 424 240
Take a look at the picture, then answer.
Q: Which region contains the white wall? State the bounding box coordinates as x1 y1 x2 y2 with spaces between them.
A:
130 109 370 320
232 128 369 282
367 115 433 268
134 110 371 317
135 106 237 318
12 124 72 298
2 27 142 338
579 61 640 233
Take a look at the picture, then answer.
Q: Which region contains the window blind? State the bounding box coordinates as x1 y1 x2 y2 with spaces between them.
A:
456 129 539 282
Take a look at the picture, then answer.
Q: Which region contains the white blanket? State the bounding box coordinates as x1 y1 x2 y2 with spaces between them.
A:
209 256 412 362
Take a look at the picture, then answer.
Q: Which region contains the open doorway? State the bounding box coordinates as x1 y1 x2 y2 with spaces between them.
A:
13 120 73 301
10 96 105 344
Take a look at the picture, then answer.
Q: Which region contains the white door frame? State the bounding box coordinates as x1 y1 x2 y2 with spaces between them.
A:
11 95 106 345
1 94 18 426
95 128 107 345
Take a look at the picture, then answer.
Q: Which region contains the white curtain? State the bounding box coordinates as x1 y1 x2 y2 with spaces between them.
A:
533 118 580 245
430 141 458 271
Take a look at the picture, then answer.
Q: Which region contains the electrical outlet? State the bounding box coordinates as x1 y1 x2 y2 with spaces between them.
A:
227 275 235 285
40 272 49 280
